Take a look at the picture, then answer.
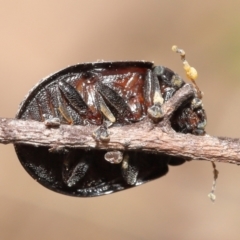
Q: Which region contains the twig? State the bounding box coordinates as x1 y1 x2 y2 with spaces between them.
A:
0 84 239 165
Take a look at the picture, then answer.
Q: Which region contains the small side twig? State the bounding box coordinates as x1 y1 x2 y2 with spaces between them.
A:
0 83 239 165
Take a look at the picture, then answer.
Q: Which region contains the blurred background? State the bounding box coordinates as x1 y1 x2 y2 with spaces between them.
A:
1 1 240 239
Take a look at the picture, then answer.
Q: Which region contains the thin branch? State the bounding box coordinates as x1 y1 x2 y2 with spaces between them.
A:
0 84 239 165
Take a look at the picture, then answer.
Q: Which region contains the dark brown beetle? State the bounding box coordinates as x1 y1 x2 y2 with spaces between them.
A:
14 47 207 197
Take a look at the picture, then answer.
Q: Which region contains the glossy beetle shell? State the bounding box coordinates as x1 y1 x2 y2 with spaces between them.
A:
14 61 206 197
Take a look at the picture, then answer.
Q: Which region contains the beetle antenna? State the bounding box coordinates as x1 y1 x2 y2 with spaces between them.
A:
207 161 219 203
172 45 202 99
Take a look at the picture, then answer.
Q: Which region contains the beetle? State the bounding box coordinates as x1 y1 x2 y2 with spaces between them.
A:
14 47 207 197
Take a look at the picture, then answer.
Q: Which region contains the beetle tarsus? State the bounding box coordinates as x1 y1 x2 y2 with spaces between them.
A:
44 117 61 127
104 151 123 164
121 154 138 185
147 104 163 120
92 123 110 142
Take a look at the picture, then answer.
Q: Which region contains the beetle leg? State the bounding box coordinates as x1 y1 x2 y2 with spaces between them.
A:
196 108 207 131
93 85 115 142
121 154 139 185
104 150 123 164
97 93 116 123
191 98 207 134
144 69 154 106
94 81 132 141
191 97 203 110
55 86 74 124
62 151 89 187
92 120 112 142
58 80 88 115
146 70 164 120
42 101 60 128
163 87 175 101
44 116 61 127
96 81 132 121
